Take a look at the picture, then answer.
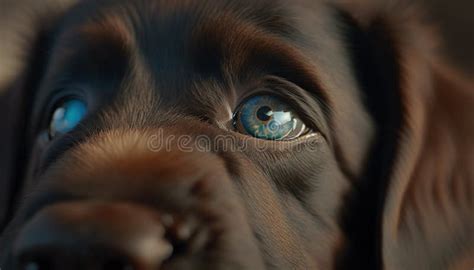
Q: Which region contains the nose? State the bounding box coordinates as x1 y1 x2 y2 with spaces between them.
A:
13 202 173 270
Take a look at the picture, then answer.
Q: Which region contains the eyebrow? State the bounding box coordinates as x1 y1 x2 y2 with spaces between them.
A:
191 17 329 111
240 38 328 106
78 14 133 49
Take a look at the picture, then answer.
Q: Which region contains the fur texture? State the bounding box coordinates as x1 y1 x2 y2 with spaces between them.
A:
0 0 472 269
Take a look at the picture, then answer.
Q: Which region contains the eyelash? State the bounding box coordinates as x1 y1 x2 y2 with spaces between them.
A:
234 89 313 122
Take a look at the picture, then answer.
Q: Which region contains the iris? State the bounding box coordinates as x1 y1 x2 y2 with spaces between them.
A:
49 99 87 138
234 95 307 140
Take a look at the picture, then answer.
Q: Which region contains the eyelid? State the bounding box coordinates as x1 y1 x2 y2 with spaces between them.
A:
34 88 87 139
232 76 330 142
233 94 312 141
234 89 293 114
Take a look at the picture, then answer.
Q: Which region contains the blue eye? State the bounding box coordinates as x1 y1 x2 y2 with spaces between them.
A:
49 99 87 138
234 95 309 140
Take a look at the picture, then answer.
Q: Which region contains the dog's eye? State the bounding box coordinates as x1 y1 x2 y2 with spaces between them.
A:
49 99 87 138
233 95 309 140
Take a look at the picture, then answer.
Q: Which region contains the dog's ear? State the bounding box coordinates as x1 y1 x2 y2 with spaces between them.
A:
337 1 474 269
0 0 77 231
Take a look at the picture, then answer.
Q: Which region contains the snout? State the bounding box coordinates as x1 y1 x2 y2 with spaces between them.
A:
13 202 173 270
5 131 265 270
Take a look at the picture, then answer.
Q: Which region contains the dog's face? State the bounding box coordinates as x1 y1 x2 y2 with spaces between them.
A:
1 0 473 269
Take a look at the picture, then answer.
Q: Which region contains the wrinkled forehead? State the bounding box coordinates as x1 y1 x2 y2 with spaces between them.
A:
41 0 336 102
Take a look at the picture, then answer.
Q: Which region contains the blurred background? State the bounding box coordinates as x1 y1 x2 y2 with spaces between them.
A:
423 0 474 75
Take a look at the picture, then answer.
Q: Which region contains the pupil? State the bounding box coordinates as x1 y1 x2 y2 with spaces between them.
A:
256 106 272 122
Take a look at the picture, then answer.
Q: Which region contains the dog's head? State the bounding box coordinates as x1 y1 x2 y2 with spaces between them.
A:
0 0 473 269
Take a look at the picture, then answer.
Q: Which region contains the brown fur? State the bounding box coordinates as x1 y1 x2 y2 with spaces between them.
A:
0 0 472 269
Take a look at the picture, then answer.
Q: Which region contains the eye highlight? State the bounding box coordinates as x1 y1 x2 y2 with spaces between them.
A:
233 95 309 140
49 99 87 139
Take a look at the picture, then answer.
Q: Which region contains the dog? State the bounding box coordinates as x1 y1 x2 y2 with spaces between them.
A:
0 0 473 269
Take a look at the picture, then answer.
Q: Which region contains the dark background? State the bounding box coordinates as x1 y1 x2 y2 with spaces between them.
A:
423 0 474 75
